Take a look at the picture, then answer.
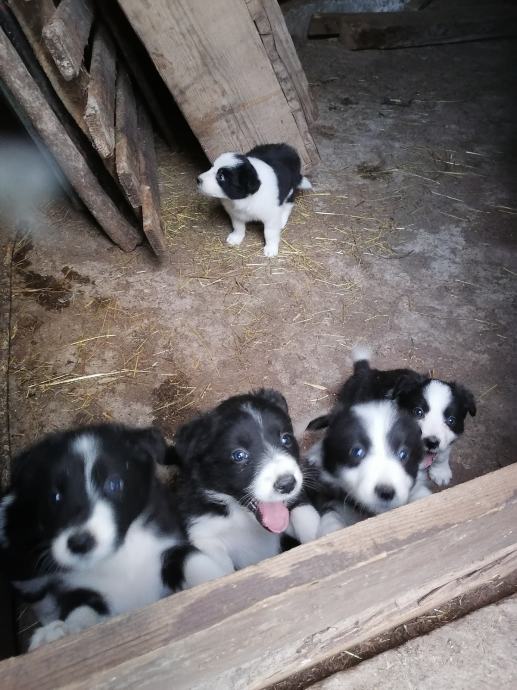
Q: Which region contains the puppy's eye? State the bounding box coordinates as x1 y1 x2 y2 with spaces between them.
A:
231 449 249 463
350 445 366 460
398 448 409 461
216 170 226 183
413 407 424 419
446 415 456 427
51 490 62 504
280 433 294 448
104 475 124 495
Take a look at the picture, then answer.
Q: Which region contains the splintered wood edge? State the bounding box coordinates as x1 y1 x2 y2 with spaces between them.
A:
1 464 516 689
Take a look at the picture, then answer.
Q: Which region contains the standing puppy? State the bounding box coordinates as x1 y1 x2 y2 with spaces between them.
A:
197 143 311 257
167 389 307 586
0 424 193 650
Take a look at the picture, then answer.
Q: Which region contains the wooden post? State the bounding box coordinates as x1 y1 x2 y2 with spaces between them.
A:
0 25 141 251
84 24 117 159
42 0 94 81
1 464 516 687
115 67 141 209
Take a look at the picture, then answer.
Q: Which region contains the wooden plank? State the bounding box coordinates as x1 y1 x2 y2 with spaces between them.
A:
42 0 94 81
8 0 89 135
84 24 117 159
308 9 517 49
117 0 315 170
245 0 319 166
95 0 177 149
137 102 167 257
115 67 140 209
0 25 141 251
1 464 516 689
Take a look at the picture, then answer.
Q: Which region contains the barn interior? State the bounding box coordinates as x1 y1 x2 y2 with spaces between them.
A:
1 0 516 684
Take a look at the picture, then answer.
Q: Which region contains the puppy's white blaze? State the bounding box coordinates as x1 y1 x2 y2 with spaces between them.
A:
251 448 303 503
242 402 262 427
421 380 456 451
352 343 372 364
0 493 15 547
72 434 99 499
344 401 413 513
51 500 117 569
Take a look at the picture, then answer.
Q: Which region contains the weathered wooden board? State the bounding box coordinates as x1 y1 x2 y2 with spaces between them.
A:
84 24 117 159
1 463 516 689
0 25 141 251
138 102 167 257
8 0 89 136
117 0 317 170
42 0 94 81
115 67 140 209
309 9 517 49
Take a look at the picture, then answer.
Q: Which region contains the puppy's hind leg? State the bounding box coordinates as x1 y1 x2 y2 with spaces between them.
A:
280 202 294 229
226 217 246 247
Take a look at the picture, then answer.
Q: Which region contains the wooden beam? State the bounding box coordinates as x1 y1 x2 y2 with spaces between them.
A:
117 0 316 170
1 464 516 688
84 24 117 159
309 9 517 49
42 0 94 81
138 102 167 257
115 67 140 209
0 25 141 251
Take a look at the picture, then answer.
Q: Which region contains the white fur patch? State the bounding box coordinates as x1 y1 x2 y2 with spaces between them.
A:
288 504 320 544
251 448 303 503
51 500 117 570
420 380 457 453
352 343 372 363
298 176 312 190
0 493 15 547
342 401 414 514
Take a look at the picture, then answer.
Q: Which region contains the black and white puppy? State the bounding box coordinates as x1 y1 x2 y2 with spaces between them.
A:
197 143 311 257
305 351 429 536
0 424 192 651
308 347 476 487
167 389 310 586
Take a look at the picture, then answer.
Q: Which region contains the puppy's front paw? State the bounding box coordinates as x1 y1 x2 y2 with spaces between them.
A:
226 231 244 246
429 462 452 486
263 244 279 258
29 620 69 650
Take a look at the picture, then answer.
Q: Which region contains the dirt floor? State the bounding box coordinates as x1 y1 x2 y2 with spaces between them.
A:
3 36 516 487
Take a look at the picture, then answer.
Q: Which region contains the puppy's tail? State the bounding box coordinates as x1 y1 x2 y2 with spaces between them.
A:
297 176 312 190
351 344 372 375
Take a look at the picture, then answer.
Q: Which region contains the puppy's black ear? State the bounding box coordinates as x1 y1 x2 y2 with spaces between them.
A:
131 427 167 464
242 160 261 195
306 414 330 431
392 371 425 399
454 384 477 417
164 412 216 466
253 388 289 414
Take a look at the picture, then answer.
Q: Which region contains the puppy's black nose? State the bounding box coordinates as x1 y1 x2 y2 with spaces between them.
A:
274 474 296 494
424 436 439 451
375 484 395 501
68 531 95 554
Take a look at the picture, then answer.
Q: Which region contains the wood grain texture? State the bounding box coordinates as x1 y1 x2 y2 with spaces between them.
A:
84 24 117 159
1 464 516 689
137 102 167 257
8 0 89 135
42 0 94 80
115 67 140 209
117 0 315 170
0 25 141 251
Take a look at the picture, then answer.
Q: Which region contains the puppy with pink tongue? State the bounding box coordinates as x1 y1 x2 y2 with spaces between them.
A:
165 388 306 588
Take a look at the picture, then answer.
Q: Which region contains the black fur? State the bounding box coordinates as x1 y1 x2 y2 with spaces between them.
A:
247 143 303 204
216 155 261 199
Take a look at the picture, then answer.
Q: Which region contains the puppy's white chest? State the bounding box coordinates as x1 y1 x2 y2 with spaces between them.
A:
190 504 281 571
64 520 179 615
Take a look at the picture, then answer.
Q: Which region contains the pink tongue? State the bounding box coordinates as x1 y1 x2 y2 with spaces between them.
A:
422 453 435 470
257 501 289 533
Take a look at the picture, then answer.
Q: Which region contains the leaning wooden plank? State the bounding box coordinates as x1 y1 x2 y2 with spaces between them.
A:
0 26 141 251
42 0 94 80
1 464 516 689
117 0 315 170
84 24 116 159
8 0 89 135
308 10 517 49
137 102 167 257
115 67 141 209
